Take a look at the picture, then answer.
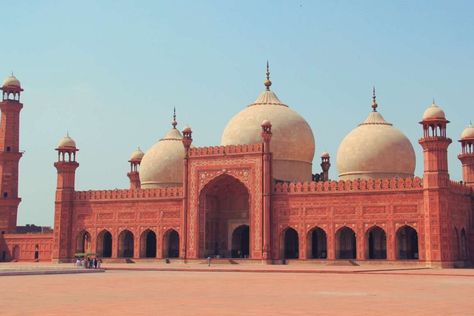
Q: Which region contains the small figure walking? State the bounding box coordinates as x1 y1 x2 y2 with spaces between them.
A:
207 256 211 267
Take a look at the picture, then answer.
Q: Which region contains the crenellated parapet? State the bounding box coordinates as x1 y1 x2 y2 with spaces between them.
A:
448 180 472 195
74 187 183 201
274 177 423 194
189 143 263 157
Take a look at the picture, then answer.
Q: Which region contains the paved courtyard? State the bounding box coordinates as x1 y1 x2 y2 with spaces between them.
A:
1 264 474 315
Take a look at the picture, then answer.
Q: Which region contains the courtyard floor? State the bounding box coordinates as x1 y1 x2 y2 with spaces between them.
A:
0 263 473 315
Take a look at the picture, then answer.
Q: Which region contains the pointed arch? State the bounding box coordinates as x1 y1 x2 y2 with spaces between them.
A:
140 229 157 258
163 229 179 258
336 226 356 259
307 226 327 259
365 226 387 259
231 225 249 258
96 230 112 258
118 230 134 258
198 173 250 258
76 230 91 254
396 225 418 259
281 227 299 259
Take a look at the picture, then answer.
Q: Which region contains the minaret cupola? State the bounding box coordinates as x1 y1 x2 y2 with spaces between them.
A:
1 74 23 102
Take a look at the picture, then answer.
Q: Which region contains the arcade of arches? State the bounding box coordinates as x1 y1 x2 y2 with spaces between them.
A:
280 225 420 261
199 175 250 258
76 229 180 259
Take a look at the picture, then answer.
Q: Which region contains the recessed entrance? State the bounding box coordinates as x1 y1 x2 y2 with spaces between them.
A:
366 226 387 259
283 227 299 259
76 230 91 254
231 225 249 258
97 230 112 258
336 227 356 259
163 229 179 258
307 227 327 259
140 229 156 258
118 230 134 258
199 174 250 258
396 225 418 259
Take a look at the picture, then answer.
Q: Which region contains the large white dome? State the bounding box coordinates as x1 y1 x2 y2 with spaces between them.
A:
337 108 416 180
221 85 315 182
139 126 185 188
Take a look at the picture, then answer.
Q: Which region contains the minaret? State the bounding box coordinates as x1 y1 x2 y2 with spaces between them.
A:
320 152 331 181
418 101 453 266
52 134 79 262
127 147 144 189
261 119 272 260
458 123 474 187
0 75 24 233
181 124 193 259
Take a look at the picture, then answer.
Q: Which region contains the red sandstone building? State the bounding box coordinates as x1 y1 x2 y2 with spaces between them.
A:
0 69 473 267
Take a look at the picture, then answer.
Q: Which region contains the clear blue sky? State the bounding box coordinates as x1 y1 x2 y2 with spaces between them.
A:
1 1 473 225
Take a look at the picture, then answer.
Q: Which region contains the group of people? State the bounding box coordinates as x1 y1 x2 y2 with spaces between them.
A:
75 257 102 269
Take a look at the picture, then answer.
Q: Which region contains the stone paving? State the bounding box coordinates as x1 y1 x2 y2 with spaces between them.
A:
0 263 473 315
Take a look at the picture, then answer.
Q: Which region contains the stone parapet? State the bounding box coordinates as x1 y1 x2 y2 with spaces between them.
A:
189 143 263 157
274 177 423 194
74 187 183 201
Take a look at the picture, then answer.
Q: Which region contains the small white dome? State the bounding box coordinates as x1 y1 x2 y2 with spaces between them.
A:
422 102 446 120
2 75 21 89
221 88 315 182
337 110 415 180
57 134 76 149
321 151 330 158
139 127 185 188
129 147 144 161
461 124 474 140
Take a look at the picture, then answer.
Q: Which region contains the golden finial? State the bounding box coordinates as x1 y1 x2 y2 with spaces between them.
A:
172 107 177 129
371 86 378 112
264 61 272 91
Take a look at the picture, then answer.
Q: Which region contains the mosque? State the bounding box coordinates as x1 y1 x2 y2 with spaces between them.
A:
0 66 473 267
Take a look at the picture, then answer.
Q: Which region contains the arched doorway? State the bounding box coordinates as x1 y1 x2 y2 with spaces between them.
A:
199 174 250 258
140 230 156 258
454 228 460 260
34 245 39 260
231 225 249 258
396 225 418 259
460 229 468 260
307 227 327 259
118 230 134 258
366 226 387 259
163 229 179 258
96 230 112 258
336 227 356 259
12 245 20 261
282 227 299 259
76 230 91 254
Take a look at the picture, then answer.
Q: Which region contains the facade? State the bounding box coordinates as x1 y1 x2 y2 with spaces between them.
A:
0 70 473 267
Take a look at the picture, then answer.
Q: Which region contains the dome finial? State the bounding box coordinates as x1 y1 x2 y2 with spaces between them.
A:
264 60 272 91
371 86 378 112
171 107 177 129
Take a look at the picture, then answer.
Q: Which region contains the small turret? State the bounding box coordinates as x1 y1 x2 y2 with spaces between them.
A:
320 152 331 181
458 123 474 187
128 147 144 189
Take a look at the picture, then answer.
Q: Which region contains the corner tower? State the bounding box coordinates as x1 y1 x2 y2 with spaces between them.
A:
52 134 79 262
458 123 474 187
0 75 24 233
419 101 453 266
